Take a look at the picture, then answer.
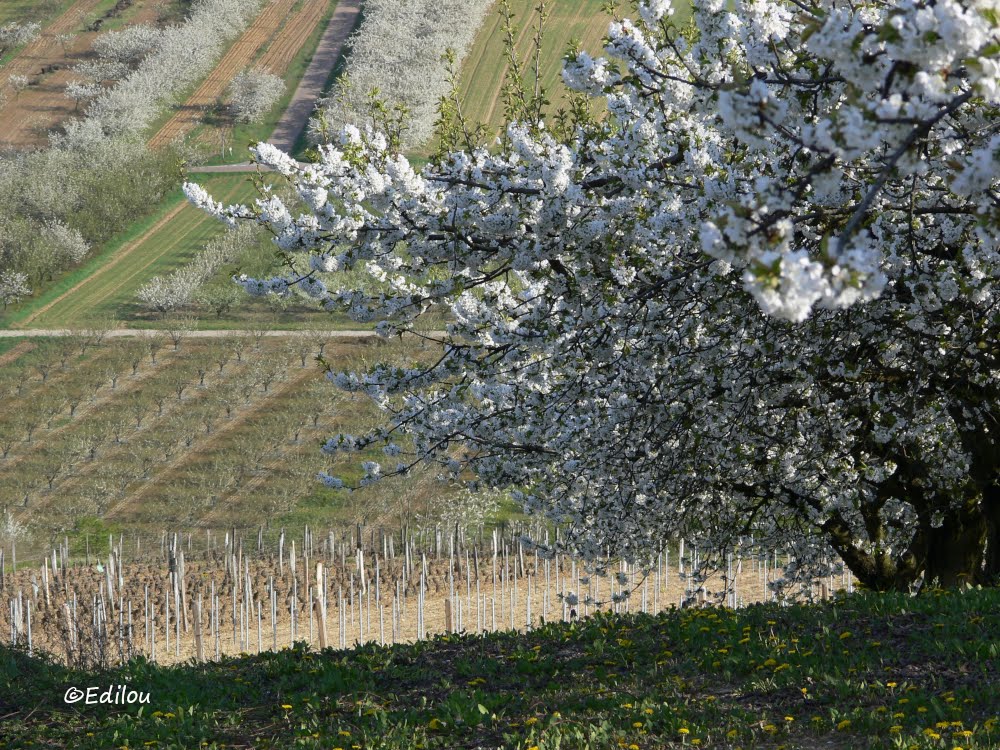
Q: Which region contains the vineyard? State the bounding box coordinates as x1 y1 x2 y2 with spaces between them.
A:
1 518 834 670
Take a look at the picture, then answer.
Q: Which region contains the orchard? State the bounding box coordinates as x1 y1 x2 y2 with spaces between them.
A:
189 0 1000 593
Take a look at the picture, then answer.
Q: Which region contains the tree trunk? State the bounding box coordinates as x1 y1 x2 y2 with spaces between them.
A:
923 502 986 588
979 484 1000 585
825 499 991 592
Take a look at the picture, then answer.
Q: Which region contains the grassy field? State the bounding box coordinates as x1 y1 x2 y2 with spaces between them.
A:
4 175 261 329
440 0 612 151
0 0 75 25
2 588 998 749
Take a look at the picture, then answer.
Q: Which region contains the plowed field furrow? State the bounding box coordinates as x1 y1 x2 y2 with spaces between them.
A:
148 0 298 147
257 0 328 75
0 0 102 89
0 0 171 148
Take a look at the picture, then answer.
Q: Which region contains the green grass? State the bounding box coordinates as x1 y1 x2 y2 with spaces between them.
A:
2 588 999 749
0 0 74 26
6 175 258 328
0 0 77 66
416 0 612 157
0 191 184 329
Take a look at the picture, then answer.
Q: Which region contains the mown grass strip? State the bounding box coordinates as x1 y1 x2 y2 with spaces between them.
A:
28 177 257 326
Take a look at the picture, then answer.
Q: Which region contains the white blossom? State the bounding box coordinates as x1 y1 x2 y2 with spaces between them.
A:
192 0 1000 592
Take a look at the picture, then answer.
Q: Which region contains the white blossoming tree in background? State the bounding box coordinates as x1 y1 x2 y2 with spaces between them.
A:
0 271 31 309
228 68 285 124
0 21 40 55
187 0 1000 592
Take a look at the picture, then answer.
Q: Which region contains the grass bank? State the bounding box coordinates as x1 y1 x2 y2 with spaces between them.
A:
2 588 998 749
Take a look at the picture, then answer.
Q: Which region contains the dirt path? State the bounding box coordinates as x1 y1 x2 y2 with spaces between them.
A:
15 201 188 327
148 0 299 148
267 0 361 152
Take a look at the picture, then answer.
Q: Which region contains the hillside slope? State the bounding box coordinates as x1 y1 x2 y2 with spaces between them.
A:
2 589 998 749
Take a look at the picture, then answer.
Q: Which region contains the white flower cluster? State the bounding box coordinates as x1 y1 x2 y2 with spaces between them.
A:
228 68 285 124
191 0 1000 591
0 270 31 309
310 0 493 147
74 23 165 83
0 21 40 52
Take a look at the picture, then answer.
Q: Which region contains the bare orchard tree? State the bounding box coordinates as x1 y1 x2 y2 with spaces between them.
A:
212 341 231 373
0 427 18 460
144 330 166 364
126 340 146 376
165 315 195 350
127 393 149 428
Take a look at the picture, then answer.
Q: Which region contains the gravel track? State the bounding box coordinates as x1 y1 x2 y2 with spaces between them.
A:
267 0 360 152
